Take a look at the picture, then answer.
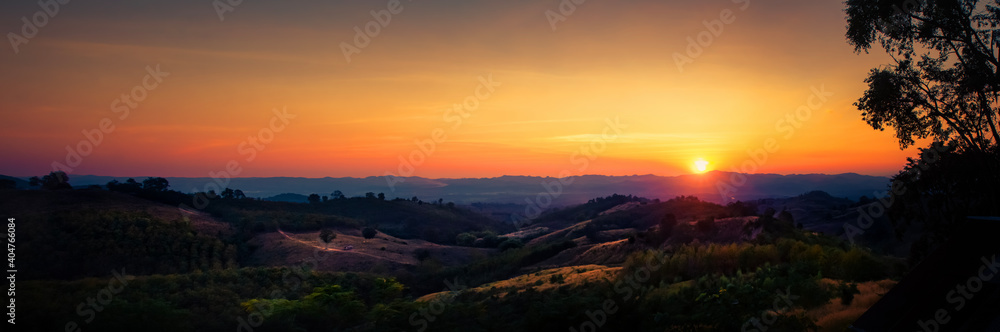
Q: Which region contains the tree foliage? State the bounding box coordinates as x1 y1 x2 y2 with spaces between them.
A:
29 171 71 190
846 0 1000 152
362 226 378 240
319 229 336 248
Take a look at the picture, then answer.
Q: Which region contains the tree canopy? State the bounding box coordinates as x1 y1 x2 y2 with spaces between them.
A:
846 0 1000 152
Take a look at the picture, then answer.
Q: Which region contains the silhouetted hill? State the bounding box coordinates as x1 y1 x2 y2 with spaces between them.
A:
264 192 310 203
0 174 30 189
58 172 891 205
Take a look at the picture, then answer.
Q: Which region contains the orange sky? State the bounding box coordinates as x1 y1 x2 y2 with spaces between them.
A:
0 0 924 178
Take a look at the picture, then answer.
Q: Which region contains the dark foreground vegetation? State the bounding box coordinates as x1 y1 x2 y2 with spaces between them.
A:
3 171 920 332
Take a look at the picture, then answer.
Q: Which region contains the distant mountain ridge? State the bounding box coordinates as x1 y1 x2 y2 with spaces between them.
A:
37 172 892 205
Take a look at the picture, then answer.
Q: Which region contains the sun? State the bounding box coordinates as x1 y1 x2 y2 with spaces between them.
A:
694 158 710 173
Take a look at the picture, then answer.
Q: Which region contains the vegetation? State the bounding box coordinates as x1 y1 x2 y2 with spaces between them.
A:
319 229 336 248
362 226 378 240
7 174 911 331
845 0 1000 264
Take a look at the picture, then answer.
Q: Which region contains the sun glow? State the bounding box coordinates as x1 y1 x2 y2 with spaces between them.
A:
694 158 710 173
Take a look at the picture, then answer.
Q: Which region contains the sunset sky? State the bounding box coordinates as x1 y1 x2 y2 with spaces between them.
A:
0 0 924 179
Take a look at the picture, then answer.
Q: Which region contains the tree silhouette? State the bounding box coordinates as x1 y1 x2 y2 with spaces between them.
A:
362 227 377 240
659 213 677 240
847 1 1000 262
308 194 321 204
377 192 385 201
331 190 345 200
220 188 235 199
319 229 336 249
119 178 143 193
846 0 1000 152
233 189 246 199
31 171 71 190
142 177 169 192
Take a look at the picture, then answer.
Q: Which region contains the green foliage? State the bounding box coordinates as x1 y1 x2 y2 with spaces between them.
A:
455 232 476 246
623 239 893 290
498 238 524 252
20 209 238 280
20 268 413 332
412 240 577 294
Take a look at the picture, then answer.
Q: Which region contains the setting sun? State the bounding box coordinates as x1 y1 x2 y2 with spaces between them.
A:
694 158 710 173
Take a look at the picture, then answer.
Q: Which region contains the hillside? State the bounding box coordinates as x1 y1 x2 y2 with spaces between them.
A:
205 195 514 244
246 228 495 274
3 186 906 331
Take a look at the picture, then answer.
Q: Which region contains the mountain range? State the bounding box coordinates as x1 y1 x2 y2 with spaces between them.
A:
48 171 892 205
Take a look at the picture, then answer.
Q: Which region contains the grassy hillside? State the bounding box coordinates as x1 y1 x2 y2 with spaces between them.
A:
3 185 908 331
205 196 513 244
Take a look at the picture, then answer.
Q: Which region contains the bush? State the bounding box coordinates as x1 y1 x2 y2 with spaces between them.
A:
498 238 524 252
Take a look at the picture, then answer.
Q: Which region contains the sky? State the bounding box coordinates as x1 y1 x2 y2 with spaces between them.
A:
0 0 926 179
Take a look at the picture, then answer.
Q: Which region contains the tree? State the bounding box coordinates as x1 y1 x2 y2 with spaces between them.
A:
695 217 716 234
365 192 376 199
498 238 524 252
31 171 71 190
846 0 1000 153
660 213 678 240
220 188 235 199
846 1 1000 261
455 232 476 246
319 229 336 249
377 192 385 201
778 209 795 227
233 189 246 199
362 227 377 240
308 194 321 204
331 190 345 200
123 178 142 193
142 177 169 192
